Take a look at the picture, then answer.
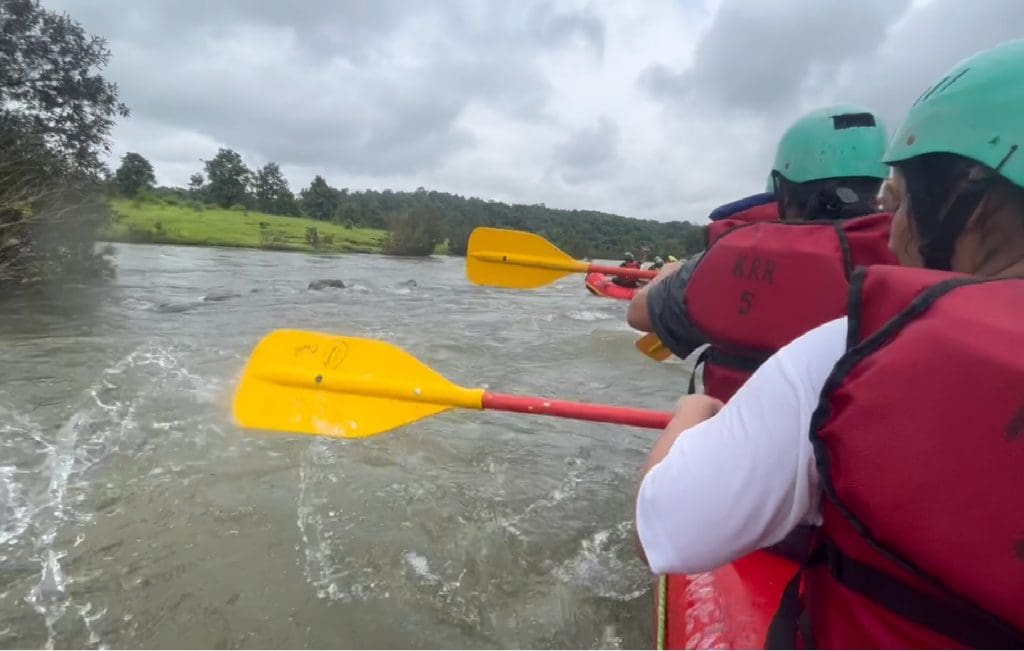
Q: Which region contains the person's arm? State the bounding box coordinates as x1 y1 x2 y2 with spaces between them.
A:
635 318 848 575
627 260 682 329
627 254 708 360
635 393 723 564
640 394 723 478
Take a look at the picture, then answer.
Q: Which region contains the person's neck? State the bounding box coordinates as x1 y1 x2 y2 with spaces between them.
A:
972 250 1024 278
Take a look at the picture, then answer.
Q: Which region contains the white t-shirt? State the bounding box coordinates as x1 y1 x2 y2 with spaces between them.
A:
635 317 849 575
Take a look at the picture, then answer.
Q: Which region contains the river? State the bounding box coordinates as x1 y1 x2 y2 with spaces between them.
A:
0 243 694 649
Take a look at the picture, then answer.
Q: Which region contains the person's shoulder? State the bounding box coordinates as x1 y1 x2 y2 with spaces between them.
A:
707 192 775 222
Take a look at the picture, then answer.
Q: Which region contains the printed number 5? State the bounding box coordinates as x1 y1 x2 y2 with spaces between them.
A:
738 291 754 315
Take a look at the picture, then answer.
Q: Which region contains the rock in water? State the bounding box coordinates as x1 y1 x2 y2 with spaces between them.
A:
156 301 203 313
202 291 241 302
308 279 346 291
398 279 417 288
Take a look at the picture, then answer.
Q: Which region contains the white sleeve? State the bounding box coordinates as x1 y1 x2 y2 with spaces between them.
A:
636 317 848 575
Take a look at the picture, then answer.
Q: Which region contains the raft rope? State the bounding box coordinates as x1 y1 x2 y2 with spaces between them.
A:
656 574 667 650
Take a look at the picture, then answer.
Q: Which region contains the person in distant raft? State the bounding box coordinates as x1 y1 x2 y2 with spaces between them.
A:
628 103 895 402
646 256 665 271
637 39 1024 648
613 252 642 287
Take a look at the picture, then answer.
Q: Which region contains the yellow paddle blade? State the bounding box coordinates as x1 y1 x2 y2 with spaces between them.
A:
466 227 589 289
635 333 673 362
233 330 485 438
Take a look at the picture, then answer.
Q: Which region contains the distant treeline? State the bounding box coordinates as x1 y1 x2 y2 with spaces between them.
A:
118 148 707 259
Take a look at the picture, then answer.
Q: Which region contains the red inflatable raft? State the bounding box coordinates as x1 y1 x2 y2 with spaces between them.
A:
584 272 641 301
655 551 799 649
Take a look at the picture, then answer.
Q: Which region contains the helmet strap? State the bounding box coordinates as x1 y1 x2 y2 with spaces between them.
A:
903 158 995 270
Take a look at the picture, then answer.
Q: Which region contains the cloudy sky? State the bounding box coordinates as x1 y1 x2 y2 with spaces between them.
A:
44 0 1024 222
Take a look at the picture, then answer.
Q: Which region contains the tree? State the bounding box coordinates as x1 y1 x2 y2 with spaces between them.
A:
188 173 205 199
0 0 129 175
299 175 338 221
253 162 299 215
443 220 474 256
203 148 251 208
0 0 127 288
382 205 443 256
114 152 155 196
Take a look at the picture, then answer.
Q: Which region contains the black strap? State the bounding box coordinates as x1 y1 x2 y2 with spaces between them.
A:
765 546 824 649
822 541 1024 649
918 181 990 270
687 347 711 395
764 570 802 648
766 540 1024 649
900 157 995 271
687 347 766 395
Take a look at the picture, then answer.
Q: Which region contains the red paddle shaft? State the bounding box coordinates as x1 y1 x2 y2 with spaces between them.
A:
586 264 658 280
483 392 671 429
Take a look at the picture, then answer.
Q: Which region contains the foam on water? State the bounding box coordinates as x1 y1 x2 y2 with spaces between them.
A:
404 551 439 582
566 310 617 322
295 439 386 603
6 339 213 648
0 466 29 548
554 520 648 602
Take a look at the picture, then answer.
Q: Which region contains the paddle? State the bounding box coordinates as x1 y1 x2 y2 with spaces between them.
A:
466 227 658 289
233 329 672 438
635 332 673 362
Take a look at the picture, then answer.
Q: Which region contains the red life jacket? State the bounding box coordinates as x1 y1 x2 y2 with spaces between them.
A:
767 265 1024 649
705 201 779 246
682 213 895 401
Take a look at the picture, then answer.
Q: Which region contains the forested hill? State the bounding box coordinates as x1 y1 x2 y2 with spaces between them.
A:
127 147 710 259
149 179 709 259
412 189 707 259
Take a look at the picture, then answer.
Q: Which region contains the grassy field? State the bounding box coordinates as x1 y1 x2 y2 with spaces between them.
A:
101 198 388 254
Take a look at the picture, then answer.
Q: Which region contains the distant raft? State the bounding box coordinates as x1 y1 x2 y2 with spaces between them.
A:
584 271 641 301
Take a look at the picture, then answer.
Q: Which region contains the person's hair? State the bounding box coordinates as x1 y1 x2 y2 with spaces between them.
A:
895 152 1024 269
774 176 883 221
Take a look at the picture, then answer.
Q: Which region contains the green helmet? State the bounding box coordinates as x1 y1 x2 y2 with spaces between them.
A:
773 104 888 183
667 255 677 262
624 252 634 261
884 39 1024 190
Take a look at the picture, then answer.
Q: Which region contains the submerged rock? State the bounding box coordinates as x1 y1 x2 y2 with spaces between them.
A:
202 291 241 302
155 301 203 314
308 279 346 291
397 279 417 288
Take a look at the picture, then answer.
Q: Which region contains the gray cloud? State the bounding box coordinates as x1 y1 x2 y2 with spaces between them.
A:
641 0 912 116
831 0 1024 129
37 0 1024 222
532 5 605 59
50 0 570 176
554 117 621 185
